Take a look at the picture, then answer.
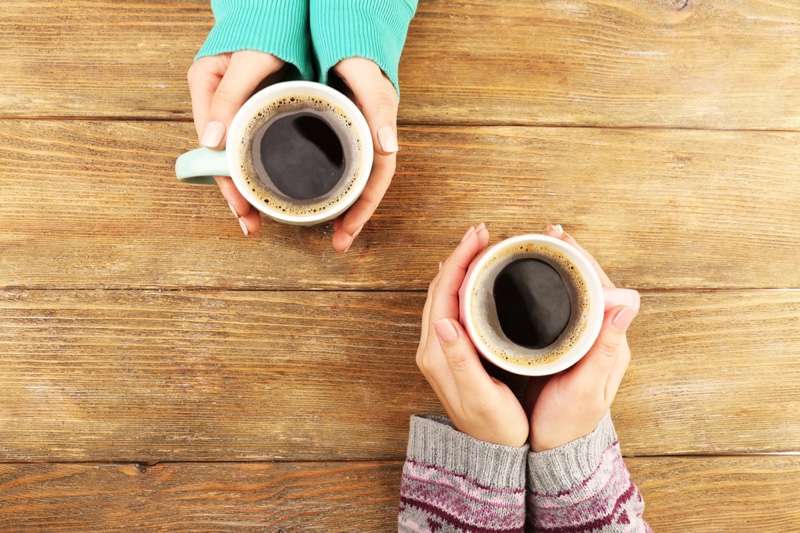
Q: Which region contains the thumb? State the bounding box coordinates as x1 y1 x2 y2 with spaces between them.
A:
433 318 490 394
202 51 283 150
572 305 637 386
335 58 399 155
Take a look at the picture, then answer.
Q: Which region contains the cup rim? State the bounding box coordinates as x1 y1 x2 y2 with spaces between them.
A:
225 81 374 225
460 234 605 376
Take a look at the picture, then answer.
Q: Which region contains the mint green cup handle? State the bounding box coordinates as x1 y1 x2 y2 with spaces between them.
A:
175 148 230 184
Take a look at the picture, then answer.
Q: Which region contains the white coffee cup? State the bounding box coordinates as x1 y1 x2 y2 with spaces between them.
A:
175 81 373 226
459 234 628 376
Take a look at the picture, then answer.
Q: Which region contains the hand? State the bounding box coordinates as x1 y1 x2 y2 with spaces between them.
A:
330 58 400 252
524 225 640 452
416 224 529 447
187 51 285 236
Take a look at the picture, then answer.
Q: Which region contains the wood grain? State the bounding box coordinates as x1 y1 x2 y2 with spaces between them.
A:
0 457 798 532
1 121 798 290
1 289 797 461
1 1 799 128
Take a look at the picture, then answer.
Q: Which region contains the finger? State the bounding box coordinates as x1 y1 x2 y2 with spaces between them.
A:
213 177 261 236
430 224 490 321
187 55 229 140
203 51 283 149
605 335 631 403
570 305 638 394
603 287 640 312
332 153 396 251
433 318 494 397
544 224 614 288
335 58 399 155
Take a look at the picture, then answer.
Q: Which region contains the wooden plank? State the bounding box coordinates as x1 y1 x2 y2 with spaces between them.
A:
630 456 800 532
1 121 798 290
1 1 799 129
0 289 797 461
0 462 403 532
0 457 798 532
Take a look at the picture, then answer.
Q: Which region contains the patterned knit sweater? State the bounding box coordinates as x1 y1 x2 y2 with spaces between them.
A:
399 412 651 532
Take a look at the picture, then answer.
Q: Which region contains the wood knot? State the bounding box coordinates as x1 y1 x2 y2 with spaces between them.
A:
670 0 689 9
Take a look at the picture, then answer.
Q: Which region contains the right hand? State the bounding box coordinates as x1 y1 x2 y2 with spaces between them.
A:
416 223 529 447
187 51 285 236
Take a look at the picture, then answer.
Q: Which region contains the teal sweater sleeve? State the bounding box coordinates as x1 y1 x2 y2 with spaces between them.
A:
196 0 314 81
310 0 418 95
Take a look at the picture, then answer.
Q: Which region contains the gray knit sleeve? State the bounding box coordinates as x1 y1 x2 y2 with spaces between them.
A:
526 412 651 532
399 415 529 532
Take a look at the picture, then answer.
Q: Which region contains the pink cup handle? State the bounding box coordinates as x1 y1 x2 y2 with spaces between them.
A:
603 287 641 312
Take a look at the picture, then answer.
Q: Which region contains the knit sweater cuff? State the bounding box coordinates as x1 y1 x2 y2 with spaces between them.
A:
407 415 529 489
310 0 417 95
196 0 313 81
527 411 618 494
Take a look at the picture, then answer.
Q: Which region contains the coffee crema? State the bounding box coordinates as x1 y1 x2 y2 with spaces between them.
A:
239 95 363 216
468 243 590 367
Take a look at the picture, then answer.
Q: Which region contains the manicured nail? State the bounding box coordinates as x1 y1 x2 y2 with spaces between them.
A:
377 125 398 153
434 318 459 343
553 224 564 235
612 306 637 330
461 226 476 243
228 202 240 218
238 217 249 236
201 121 226 148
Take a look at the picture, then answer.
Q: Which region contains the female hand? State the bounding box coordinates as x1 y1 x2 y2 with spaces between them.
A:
187 51 285 236
525 225 640 452
416 224 529 447
330 58 400 252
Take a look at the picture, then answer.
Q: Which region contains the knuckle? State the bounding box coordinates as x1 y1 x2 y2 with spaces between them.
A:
369 91 396 116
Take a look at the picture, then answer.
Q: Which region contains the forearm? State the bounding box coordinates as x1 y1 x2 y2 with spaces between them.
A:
400 415 528 533
310 0 417 95
197 0 313 80
527 411 651 532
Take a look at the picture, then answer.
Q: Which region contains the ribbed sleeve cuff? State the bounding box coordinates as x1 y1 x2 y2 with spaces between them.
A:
406 415 529 489
196 0 313 81
310 0 417 95
527 411 618 494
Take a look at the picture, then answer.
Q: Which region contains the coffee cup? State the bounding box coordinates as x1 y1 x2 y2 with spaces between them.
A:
459 234 631 376
175 81 373 226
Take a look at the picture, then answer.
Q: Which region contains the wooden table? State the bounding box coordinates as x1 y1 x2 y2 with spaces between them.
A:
1 1 798 530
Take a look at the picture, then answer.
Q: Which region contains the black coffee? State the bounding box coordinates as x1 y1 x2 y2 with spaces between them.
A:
493 258 571 349
241 96 362 216
258 112 345 200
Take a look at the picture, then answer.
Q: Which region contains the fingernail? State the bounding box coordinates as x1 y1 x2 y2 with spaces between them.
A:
553 224 564 234
475 222 486 233
438 261 442 271
238 217 249 236
201 121 225 148
377 125 398 153
228 202 240 218
434 318 459 343
461 226 476 243
612 306 637 330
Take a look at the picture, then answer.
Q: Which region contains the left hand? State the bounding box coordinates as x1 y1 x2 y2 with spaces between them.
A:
416 224 530 447
330 58 399 252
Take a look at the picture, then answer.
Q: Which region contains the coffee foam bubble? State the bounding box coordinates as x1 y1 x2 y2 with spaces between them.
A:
239 96 363 216
469 243 590 367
